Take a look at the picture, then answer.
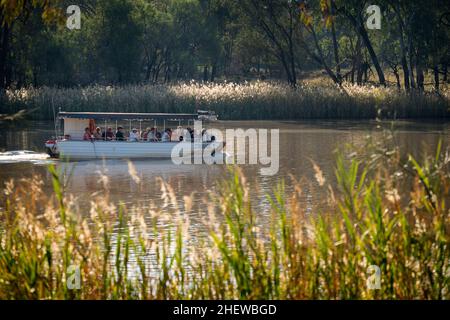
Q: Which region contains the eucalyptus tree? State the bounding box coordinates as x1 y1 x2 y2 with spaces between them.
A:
0 0 61 88
238 0 301 86
330 0 386 86
297 0 344 85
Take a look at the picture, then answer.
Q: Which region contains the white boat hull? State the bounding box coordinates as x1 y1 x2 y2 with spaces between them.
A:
53 140 223 160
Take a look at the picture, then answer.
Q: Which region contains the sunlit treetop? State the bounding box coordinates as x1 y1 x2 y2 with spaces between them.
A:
297 0 335 29
0 0 65 27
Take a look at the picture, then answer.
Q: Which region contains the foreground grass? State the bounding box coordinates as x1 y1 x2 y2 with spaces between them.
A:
0 139 449 299
1 81 449 120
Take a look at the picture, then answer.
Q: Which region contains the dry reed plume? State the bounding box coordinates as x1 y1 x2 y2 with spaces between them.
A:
2 81 449 120
0 136 449 299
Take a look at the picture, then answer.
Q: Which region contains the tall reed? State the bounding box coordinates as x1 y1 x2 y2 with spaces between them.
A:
0 139 448 299
1 81 449 120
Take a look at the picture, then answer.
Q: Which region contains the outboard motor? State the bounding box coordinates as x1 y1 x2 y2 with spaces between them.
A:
45 139 59 158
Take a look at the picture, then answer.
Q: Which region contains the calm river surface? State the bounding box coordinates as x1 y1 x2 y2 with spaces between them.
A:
0 120 449 228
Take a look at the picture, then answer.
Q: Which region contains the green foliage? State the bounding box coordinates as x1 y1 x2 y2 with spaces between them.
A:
1 0 450 88
97 0 142 83
0 138 448 299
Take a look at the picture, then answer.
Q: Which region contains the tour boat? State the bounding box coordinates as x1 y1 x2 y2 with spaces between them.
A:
45 111 224 160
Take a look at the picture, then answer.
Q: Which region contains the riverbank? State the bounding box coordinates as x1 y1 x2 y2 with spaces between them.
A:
0 139 448 299
2 81 449 120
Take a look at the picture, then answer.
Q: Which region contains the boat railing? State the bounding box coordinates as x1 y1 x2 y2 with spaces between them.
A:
57 137 219 144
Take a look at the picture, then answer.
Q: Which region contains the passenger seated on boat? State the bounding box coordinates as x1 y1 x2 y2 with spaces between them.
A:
102 127 115 141
142 127 150 140
155 130 162 141
129 128 140 142
182 128 191 142
161 128 171 142
83 128 92 141
93 127 102 140
116 127 125 141
147 128 156 142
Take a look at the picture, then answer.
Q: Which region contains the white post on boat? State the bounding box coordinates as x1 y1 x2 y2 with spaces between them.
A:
104 120 107 141
139 120 142 139
115 121 118 135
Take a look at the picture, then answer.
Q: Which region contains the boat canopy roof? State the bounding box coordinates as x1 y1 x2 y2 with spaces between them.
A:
58 111 199 121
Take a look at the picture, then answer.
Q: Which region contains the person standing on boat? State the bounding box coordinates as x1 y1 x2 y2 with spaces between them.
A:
116 127 125 141
129 128 140 142
83 127 92 141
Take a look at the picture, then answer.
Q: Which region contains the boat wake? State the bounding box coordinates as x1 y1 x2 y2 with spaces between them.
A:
0 150 51 164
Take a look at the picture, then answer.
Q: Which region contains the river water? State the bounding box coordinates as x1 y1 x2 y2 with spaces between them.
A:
0 120 449 227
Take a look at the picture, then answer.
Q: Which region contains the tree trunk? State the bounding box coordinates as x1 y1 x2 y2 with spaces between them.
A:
243 0 296 87
276 49 295 86
350 65 355 83
416 63 424 91
400 55 410 90
145 58 153 82
33 70 38 88
443 63 448 83
176 64 184 80
395 72 401 89
153 61 162 83
330 2 341 79
210 62 217 82
408 34 416 88
355 36 363 85
306 26 341 86
145 64 151 82
363 62 369 83
335 5 386 86
397 25 410 90
163 49 171 83
358 24 385 86
203 65 208 82
0 24 11 89
144 49 157 82
392 1 410 90
433 65 439 92
392 66 401 89
164 64 171 83
288 38 297 86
